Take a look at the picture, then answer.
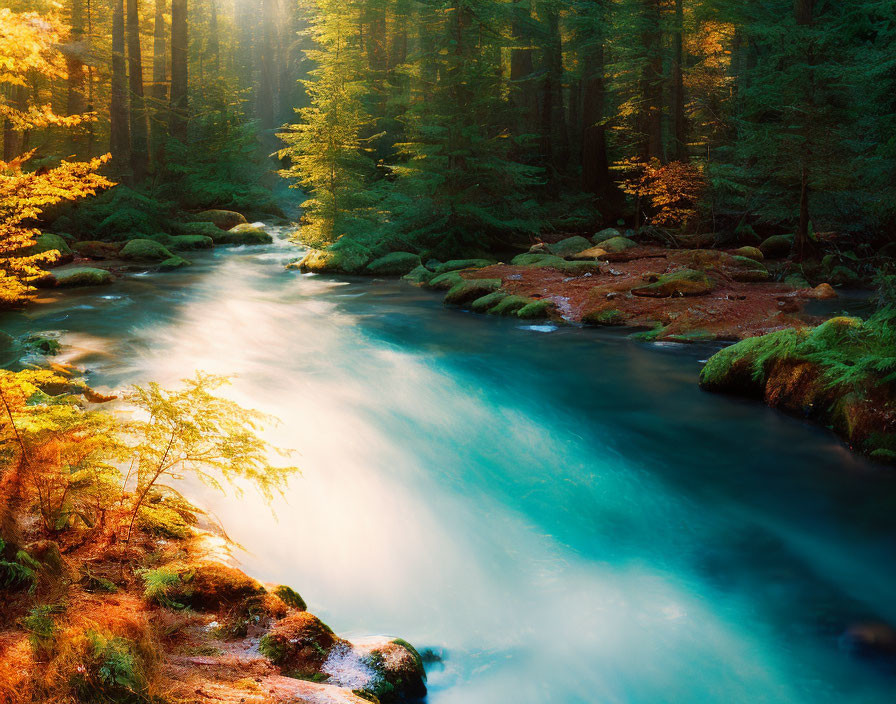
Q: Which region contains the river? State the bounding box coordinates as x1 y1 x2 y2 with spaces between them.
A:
4 228 896 703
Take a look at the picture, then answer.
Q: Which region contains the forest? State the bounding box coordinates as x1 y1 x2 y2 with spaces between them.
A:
1 1 896 703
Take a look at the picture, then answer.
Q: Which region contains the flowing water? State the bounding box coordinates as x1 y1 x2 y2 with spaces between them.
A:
4 229 896 703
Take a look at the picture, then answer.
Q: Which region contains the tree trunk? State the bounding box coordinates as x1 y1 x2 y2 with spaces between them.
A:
539 2 568 179
67 0 87 153
151 0 168 163
670 0 687 162
257 0 276 135
581 23 611 199
638 0 663 162
794 0 814 258
510 0 537 146
208 0 221 76
127 0 148 180
169 0 188 142
110 0 131 176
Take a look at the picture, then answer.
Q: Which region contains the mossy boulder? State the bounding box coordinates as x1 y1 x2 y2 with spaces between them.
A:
178 562 266 611
159 256 191 271
272 585 307 611
192 209 248 230
729 256 770 282
583 309 625 326
594 236 638 254
511 252 564 268
120 238 176 262
759 235 794 259
172 221 223 239
366 252 422 276
215 224 273 246
55 267 115 287
548 236 592 258
557 260 601 276
434 259 495 274
28 233 73 264
571 246 610 260
362 639 428 703
293 242 370 274
470 291 508 313
517 299 556 320
733 246 764 261
632 269 715 298
444 278 502 305
812 283 838 299
259 612 345 677
168 235 214 251
24 334 61 356
426 271 465 290
403 265 435 286
72 241 121 260
489 295 534 316
592 228 622 243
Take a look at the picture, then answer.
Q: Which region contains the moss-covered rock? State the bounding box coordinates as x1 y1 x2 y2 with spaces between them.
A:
489 295 534 316
812 283 838 299
426 271 465 290
366 252 422 276
24 334 61 356
733 246 764 261
470 291 508 313
592 228 622 243
517 299 556 320
571 246 610 260
168 235 214 251
632 269 715 298
273 585 307 611
72 241 121 260
729 256 770 282
28 233 73 264
159 256 191 271
55 267 115 287
434 259 495 274
362 639 428 703
403 265 435 286
759 234 794 259
444 278 502 305
215 224 273 246
593 236 638 253
557 260 601 276
172 221 224 239
292 241 370 273
548 236 592 257
192 209 248 230
583 309 625 326
120 238 176 262
510 253 565 268
259 612 344 677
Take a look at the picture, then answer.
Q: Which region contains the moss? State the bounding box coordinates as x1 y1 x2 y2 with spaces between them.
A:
172 221 223 239
215 225 273 246
444 278 502 305
870 449 896 464
273 585 307 611
470 291 508 313
510 253 565 268
259 612 341 676
557 260 601 276
434 259 495 274
140 561 264 611
120 239 176 262
733 246 764 261
517 299 556 320
593 236 638 253
489 295 533 316
632 269 715 298
366 252 422 276
426 271 465 290
785 273 811 289
55 267 115 287
159 256 192 271
191 209 248 230
830 265 860 287
70 630 150 704
28 233 73 260
403 265 435 285
72 241 121 260
362 640 428 703
168 235 214 251
294 242 371 273
24 334 61 356
729 256 770 282
548 236 592 257
592 228 622 243
583 309 624 326
630 325 667 342
699 329 803 391
759 234 794 259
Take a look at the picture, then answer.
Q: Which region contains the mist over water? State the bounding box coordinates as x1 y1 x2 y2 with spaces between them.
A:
6 231 896 703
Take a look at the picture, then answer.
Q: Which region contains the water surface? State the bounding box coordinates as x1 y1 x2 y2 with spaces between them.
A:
4 232 896 703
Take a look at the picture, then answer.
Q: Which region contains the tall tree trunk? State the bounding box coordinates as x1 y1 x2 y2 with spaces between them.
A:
67 0 87 156
257 0 276 136
794 0 814 259
669 0 687 162
208 0 220 76
638 0 663 162
537 1 569 185
510 0 537 147
110 0 132 176
127 0 148 180
151 0 168 163
3 86 27 161
581 38 612 200
169 0 188 142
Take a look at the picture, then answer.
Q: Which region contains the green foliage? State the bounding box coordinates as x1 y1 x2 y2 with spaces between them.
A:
0 538 40 593
274 585 307 611
60 186 174 241
139 567 186 609
70 630 148 704
22 604 61 656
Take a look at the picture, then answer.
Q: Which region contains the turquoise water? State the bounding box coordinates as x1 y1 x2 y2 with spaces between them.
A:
4 233 896 703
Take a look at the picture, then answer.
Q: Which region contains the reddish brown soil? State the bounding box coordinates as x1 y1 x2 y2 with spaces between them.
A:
466 246 817 341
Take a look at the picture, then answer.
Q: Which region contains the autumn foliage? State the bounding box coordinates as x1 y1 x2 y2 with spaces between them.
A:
618 158 706 230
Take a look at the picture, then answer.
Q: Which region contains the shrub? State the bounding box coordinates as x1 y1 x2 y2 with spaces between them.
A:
0 538 41 593
139 567 185 609
69 630 148 703
273 585 307 611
